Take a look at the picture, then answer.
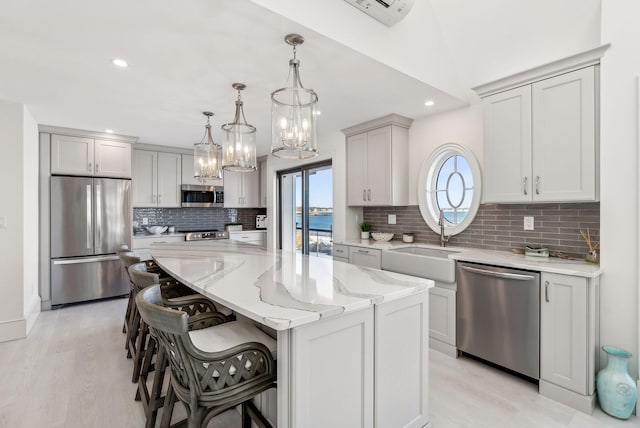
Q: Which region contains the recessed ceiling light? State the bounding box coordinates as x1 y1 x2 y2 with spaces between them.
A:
112 58 128 68
105 129 114 134
424 100 435 107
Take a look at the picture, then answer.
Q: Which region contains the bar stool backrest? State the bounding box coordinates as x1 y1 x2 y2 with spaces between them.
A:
129 263 160 293
136 286 275 414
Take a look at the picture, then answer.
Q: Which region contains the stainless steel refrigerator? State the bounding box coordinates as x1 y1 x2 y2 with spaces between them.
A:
50 176 131 306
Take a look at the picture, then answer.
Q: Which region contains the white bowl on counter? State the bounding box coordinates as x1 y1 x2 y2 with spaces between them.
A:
371 232 394 242
147 226 168 235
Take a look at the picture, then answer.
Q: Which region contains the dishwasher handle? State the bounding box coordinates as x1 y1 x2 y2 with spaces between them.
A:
460 264 536 281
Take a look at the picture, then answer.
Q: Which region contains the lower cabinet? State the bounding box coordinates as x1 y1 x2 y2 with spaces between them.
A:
131 235 186 260
539 272 599 413
348 246 381 269
333 244 350 263
429 286 456 355
228 231 266 248
287 291 429 428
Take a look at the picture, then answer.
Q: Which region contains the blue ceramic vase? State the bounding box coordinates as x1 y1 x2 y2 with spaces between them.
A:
596 346 637 419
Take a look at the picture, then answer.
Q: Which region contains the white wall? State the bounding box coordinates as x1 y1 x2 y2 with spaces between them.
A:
600 0 639 380
408 105 483 205
0 99 40 342
265 130 362 250
22 106 40 332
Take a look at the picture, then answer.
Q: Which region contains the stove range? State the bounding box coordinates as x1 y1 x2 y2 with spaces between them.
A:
182 229 229 241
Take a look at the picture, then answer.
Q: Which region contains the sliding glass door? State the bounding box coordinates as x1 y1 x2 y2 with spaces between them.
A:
279 161 333 257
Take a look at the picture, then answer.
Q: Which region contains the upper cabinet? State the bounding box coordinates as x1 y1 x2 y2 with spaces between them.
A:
343 114 412 206
224 169 259 208
181 154 223 187
51 134 131 178
132 150 181 207
475 45 609 204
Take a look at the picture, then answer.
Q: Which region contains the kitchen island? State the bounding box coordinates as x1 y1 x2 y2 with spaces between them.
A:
151 240 433 428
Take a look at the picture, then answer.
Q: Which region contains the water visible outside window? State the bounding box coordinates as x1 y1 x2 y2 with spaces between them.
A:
436 155 473 224
296 165 333 257
280 162 333 257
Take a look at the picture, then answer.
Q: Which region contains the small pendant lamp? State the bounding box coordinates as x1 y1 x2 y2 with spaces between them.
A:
221 83 257 172
193 112 222 182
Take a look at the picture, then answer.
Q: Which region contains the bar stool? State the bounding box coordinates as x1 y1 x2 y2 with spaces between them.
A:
129 265 232 428
136 285 277 428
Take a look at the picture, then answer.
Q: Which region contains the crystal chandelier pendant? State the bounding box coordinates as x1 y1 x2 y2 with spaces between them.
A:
271 34 319 159
222 83 257 172
193 112 222 183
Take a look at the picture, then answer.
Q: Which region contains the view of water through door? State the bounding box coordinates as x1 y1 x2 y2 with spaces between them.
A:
279 161 333 257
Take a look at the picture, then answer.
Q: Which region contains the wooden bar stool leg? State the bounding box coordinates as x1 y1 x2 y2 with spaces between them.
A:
160 382 177 428
132 318 150 383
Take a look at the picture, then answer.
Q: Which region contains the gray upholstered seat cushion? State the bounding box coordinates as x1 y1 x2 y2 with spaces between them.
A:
189 321 277 360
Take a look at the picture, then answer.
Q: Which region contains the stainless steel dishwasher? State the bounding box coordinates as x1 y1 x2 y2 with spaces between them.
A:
456 261 540 380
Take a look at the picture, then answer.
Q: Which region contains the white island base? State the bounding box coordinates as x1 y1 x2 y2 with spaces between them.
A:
151 241 431 428
275 291 429 428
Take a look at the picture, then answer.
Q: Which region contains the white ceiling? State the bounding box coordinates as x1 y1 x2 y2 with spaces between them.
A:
0 0 603 155
0 0 465 154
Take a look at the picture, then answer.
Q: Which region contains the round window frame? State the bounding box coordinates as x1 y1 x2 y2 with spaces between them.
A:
417 143 482 236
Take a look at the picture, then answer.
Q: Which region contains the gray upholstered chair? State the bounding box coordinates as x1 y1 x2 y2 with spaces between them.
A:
136 285 277 428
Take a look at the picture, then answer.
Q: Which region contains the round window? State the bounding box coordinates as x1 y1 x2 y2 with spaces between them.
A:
418 143 481 236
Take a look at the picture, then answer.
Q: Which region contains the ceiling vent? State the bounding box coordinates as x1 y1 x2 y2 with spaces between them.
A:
343 0 415 26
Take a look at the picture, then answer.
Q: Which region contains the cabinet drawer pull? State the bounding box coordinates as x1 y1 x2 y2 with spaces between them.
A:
335 249 344 253
545 280 550 302
358 249 369 254
535 176 540 195
523 177 528 195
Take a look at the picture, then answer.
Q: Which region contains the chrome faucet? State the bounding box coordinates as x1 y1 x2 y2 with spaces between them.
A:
438 210 450 247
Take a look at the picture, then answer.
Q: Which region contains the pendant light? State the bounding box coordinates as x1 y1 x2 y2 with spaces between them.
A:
193 112 222 182
221 83 257 172
271 33 319 159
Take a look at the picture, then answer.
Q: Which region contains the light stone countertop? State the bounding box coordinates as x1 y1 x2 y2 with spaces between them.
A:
150 240 432 330
335 239 602 278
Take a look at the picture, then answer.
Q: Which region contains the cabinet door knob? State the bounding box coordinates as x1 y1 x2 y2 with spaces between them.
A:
545 280 550 302
88 162 92 172
367 189 371 201
535 176 540 195
523 177 528 196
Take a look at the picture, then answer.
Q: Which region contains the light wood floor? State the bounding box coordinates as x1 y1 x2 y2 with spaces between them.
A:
0 298 636 428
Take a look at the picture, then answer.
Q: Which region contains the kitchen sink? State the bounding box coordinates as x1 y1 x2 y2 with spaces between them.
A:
381 246 460 284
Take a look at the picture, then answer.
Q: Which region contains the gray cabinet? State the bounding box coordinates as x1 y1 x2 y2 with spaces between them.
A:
348 246 381 269
51 134 131 178
224 169 259 208
539 272 599 413
132 150 181 207
480 66 597 203
343 114 412 207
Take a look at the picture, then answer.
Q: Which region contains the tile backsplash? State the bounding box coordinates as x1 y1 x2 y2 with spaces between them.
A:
133 207 266 232
363 202 599 258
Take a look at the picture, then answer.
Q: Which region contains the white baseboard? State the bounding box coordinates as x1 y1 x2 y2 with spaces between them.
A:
539 379 596 414
429 338 458 358
0 318 26 343
24 296 41 335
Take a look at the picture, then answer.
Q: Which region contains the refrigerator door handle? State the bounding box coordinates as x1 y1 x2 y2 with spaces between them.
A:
86 184 92 249
52 255 120 265
95 183 102 249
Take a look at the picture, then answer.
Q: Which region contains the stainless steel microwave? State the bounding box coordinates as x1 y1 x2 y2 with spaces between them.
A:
181 185 224 207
